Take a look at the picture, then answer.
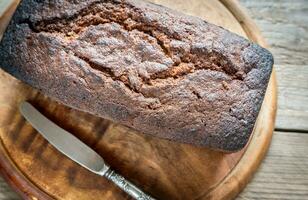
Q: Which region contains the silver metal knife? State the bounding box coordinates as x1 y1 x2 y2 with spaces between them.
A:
19 101 155 200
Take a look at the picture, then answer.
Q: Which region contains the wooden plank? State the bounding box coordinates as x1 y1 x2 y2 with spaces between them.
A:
238 131 308 200
239 0 308 130
276 65 308 131
240 0 308 65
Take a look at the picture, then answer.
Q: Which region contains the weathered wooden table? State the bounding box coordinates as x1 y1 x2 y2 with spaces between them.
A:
0 0 307 199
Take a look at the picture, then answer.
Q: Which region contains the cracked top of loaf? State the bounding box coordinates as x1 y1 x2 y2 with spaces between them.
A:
0 0 273 151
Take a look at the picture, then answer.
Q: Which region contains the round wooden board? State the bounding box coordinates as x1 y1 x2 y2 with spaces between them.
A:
0 0 277 199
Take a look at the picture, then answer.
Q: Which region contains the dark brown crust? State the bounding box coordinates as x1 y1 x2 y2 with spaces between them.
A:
0 0 273 151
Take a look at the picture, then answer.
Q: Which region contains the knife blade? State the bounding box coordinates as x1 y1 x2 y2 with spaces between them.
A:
19 101 155 200
19 101 108 174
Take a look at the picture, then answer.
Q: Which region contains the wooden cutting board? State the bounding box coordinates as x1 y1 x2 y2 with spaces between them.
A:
0 0 277 199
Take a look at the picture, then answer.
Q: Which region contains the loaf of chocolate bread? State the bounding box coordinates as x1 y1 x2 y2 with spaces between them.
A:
0 0 273 151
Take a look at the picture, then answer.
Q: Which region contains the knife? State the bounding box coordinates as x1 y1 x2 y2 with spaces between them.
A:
19 101 155 200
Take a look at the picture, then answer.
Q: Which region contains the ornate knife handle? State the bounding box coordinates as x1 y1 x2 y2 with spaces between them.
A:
103 168 156 200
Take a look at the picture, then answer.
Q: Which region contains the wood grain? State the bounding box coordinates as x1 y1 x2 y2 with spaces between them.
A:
238 131 308 200
0 71 273 200
2 131 307 200
0 0 278 200
240 0 308 131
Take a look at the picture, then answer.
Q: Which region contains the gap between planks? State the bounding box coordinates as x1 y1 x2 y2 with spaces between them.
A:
275 128 308 134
